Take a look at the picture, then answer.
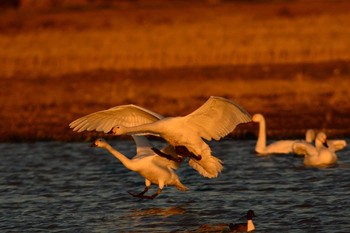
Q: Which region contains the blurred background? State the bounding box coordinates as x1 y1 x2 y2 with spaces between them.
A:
0 0 349 141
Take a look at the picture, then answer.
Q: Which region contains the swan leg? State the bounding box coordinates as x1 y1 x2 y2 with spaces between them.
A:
151 147 182 162
175 146 202 161
128 188 163 200
127 186 150 197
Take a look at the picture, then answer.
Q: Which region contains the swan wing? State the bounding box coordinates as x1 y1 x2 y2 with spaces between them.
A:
151 145 181 170
69 104 164 133
183 96 251 141
329 140 347 151
131 135 155 156
292 141 317 156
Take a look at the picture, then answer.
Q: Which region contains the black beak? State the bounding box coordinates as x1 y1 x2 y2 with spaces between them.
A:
323 141 328 148
91 142 97 147
107 129 114 135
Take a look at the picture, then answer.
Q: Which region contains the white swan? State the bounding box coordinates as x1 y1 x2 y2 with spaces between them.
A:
92 136 188 199
305 129 347 152
70 96 252 178
253 113 299 155
110 96 251 178
292 132 338 168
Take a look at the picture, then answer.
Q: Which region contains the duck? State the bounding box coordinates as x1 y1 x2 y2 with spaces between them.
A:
91 136 188 199
194 210 256 232
229 210 256 232
70 96 252 178
305 129 347 152
252 113 299 155
292 132 338 168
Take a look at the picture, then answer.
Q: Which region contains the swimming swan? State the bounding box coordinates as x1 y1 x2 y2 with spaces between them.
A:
305 129 347 152
92 136 188 199
70 96 252 178
292 132 338 168
253 113 298 155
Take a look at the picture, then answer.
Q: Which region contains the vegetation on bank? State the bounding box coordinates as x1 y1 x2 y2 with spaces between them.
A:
0 1 350 78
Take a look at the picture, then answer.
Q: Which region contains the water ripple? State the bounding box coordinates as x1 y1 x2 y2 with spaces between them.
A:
0 139 349 232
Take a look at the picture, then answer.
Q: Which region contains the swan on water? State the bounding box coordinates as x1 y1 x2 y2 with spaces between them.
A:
305 129 347 152
292 132 338 168
70 96 252 178
92 136 188 199
252 113 300 155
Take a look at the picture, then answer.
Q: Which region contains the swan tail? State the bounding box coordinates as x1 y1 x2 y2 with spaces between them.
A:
188 153 223 178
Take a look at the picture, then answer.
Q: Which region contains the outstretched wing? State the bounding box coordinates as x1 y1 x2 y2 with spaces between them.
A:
329 140 347 152
69 104 163 133
183 96 252 141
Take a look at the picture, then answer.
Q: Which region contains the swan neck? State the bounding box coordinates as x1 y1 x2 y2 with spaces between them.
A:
104 144 135 171
256 118 266 152
125 124 156 135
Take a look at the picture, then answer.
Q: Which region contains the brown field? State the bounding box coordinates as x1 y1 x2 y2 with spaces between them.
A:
1 0 350 142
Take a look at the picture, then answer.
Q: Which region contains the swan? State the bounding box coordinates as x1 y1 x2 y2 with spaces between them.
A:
229 210 256 232
305 129 347 152
91 136 188 199
109 96 251 178
70 96 252 178
253 113 299 155
292 132 338 168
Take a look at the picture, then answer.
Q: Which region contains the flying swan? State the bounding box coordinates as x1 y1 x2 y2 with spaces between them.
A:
292 132 338 168
92 136 188 199
70 96 252 178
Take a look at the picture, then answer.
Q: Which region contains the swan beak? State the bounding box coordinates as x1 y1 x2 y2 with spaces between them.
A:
91 141 97 147
323 141 328 148
107 128 114 135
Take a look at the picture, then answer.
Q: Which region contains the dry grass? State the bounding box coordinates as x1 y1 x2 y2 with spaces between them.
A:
1 1 350 141
1 1 350 77
1 61 350 141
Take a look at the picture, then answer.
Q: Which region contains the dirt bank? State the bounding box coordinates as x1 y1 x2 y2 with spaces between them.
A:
1 61 350 142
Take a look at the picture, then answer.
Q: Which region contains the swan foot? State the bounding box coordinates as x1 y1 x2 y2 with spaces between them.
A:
127 188 162 200
175 146 202 161
151 147 182 163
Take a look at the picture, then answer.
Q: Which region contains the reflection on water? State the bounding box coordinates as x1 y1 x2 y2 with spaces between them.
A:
0 139 349 232
130 206 186 217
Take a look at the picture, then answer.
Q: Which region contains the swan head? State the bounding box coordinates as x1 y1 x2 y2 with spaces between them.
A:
305 129 316 143
252 113 264 123
91 138 108 148
316 132 328 148
110 125 128 135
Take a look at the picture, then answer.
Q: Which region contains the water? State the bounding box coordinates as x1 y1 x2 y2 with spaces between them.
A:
1 139 349 232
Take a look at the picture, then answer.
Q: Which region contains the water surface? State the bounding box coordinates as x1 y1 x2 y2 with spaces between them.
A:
1 139 349 232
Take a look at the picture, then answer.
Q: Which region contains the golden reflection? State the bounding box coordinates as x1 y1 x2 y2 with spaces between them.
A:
130 206 186 217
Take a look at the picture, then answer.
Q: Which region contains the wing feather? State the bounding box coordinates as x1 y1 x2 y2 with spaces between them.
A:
292 141 317 156
184 96 251 141
69 104 163 133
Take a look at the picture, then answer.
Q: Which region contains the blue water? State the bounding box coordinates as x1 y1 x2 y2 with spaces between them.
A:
1 139 349 232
